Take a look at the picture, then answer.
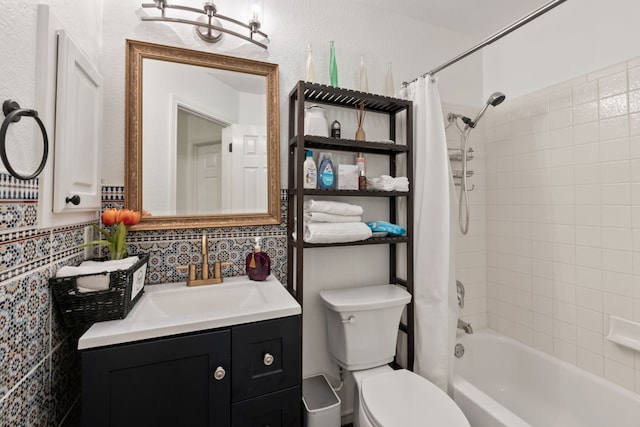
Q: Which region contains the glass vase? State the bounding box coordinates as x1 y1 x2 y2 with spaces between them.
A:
329 41 338 87
385 62 395 97
305 44 315 83
359 54 369 92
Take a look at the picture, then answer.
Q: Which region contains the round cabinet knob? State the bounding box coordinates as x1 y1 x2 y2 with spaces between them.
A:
213 366 226 381
65 195 81 205
263 353 274 366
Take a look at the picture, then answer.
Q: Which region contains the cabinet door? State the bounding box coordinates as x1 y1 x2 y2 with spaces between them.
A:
231 316 301 401
81 330 231 427
231 386 301 427
53 30 102 213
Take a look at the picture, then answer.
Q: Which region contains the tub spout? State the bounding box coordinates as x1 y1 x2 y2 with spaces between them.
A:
457 318 473 334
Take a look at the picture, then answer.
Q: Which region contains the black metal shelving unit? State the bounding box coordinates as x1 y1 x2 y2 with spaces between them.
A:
286 81 415 370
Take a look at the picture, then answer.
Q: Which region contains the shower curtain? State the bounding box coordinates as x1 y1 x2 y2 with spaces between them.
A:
407 76 458 394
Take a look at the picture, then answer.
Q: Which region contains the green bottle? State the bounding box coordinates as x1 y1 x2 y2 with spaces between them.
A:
329 40 338 87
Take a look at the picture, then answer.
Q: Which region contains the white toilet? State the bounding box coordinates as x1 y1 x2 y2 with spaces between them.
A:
320 284 470 427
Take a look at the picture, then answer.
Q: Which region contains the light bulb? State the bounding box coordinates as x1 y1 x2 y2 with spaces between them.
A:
251 0 263 25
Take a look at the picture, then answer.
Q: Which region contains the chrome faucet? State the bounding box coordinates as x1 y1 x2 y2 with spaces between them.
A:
456 280 473 334
457 318 473 334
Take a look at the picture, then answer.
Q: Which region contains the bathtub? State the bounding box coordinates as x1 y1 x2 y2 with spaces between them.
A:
452 329 640 427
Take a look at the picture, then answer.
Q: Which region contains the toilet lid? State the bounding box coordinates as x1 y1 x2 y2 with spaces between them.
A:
362 369 470 427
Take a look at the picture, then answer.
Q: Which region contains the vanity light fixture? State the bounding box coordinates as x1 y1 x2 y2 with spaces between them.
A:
140 0 269 49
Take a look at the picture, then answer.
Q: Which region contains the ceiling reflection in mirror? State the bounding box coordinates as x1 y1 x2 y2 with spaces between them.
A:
125 40 280 230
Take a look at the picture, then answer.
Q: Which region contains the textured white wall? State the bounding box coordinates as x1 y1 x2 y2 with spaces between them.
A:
0 1 101 176
0 1 38 175
484 0 640 98
100 0 483 186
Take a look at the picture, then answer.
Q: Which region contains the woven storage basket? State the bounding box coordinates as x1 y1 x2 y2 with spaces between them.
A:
50 253 149 327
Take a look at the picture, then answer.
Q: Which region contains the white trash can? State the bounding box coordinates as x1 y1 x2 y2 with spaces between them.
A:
302 374 341 427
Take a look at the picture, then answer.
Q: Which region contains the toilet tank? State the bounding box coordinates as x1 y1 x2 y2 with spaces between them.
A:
319 285 411 371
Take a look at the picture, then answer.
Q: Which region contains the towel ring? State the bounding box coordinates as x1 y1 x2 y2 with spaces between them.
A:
0 100 49 181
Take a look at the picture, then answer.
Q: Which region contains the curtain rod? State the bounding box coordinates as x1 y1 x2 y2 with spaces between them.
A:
403 0 568 86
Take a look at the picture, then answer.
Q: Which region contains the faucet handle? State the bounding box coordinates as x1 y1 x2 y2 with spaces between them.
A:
177 264 197 281
213 262 233 279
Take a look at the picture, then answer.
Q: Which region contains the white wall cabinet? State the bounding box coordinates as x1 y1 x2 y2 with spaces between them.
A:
53 30 103 214
35 5 102 227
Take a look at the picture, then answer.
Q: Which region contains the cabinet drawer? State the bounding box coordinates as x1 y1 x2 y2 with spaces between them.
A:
232 316 301 401
231 386 301 427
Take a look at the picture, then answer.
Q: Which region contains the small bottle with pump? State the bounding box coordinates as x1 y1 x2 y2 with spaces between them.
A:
246 237 271 281
303 150 317 189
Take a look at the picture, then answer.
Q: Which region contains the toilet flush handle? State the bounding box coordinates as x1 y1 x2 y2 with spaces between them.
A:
342 315 356 324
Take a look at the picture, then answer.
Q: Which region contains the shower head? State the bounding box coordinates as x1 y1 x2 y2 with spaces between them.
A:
487 92 506 107
466 91 506 129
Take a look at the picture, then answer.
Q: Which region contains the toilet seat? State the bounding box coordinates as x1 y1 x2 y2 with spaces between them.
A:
361 369 470 427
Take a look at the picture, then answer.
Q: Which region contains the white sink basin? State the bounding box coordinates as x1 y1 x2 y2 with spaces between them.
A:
78 275 301 350
129 279 269 319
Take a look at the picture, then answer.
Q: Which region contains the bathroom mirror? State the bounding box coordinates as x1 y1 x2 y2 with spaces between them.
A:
125 39 280 230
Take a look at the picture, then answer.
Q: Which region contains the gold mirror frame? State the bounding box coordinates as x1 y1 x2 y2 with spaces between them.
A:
125 39 280 230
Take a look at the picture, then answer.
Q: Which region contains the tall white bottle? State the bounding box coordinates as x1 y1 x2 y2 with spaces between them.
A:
303 150 317 189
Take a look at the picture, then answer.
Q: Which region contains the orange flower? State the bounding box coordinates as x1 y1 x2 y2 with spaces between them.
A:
82 208 142 260
101 208 117 226
118 209 131 225
130 211 141 225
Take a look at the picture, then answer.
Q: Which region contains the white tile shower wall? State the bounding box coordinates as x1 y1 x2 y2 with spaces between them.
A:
484 58 640 394
444 102 488 331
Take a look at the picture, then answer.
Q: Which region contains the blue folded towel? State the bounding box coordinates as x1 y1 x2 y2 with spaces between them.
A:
367 221 406 236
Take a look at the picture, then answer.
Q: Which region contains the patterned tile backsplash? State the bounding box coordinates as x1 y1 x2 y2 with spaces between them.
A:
0 175 288 427
103 186 289 286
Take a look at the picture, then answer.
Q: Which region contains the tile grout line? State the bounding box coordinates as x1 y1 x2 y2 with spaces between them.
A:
48 227 54 427
57 394 80 427
0 330 72 405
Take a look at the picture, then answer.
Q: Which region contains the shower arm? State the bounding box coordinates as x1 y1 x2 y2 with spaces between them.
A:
402 0 567 85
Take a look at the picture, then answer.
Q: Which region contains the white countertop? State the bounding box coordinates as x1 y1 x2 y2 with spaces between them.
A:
78 275 301 350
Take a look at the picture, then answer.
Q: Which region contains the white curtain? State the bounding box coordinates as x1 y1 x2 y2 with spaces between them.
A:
407 76 457 394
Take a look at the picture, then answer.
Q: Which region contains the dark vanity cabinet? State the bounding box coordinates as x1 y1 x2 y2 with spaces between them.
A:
81 315 301 427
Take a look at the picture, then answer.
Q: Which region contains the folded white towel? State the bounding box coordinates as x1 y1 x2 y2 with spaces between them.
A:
393 176 409 192
304 212 362 223
367 175 395 191
81 257 139 268
56 267 110 293
367 175 410 192
56 256 140 293
295 222 372 244
304 199 364 216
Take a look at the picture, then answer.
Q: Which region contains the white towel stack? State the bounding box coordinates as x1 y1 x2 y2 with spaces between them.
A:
297 199 372 243
56 256 140 293
367 175 409 192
